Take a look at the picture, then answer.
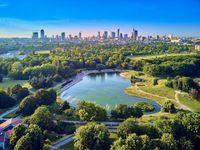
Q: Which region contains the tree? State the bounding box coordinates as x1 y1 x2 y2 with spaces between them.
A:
111 134 151 150
155 118 184 139
117 118 159 139
59 101 70 112
11 84 29 100
14 134 33 150
74 123 110 150
34 89 56 105
161 101 176 113
134 102 155 112
19 95 37 116
117 118 137 139
0 91 16 109
14 124 43 150
111 104 143 119
28 106 53 130
161 133 177 150
76 101 107 121
10 124 27 148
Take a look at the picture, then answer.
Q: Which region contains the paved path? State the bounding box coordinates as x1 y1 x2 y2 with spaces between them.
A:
0 106 18 120
63 120 121 126
50 134 74 150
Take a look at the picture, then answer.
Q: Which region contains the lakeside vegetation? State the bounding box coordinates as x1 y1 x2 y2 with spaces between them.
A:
0 42 200 149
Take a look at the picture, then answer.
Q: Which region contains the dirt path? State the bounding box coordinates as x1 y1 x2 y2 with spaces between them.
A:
175 91 194 112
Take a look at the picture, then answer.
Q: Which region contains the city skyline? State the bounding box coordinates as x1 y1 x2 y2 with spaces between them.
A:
0 0 200 37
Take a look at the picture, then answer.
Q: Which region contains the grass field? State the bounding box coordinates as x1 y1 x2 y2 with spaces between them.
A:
140 112 176 123
130 53 196 61
35 50 51 55
177 93 200 113
3 110 19 119
140 79 175 100
0 78 28 91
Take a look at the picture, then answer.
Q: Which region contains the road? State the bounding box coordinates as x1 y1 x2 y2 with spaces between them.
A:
0 106 18 120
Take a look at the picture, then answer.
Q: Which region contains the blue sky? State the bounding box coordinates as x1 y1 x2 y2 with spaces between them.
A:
0 0 200 37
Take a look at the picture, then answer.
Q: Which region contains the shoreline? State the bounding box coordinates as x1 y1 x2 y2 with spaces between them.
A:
60 69 124 97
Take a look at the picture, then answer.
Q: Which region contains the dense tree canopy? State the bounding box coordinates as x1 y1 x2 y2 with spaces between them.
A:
74 123 110 150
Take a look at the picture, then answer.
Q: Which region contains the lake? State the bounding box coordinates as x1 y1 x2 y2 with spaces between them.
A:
61 72 161 113
0 50 27 60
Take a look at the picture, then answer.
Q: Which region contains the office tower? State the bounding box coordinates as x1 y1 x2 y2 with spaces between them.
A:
124 34 128 40
110 31 116 39
131 29 138 41
69 34 72 40
98 32 101 39
120 33 123 39
61 32 65 41
117 29 120 38
79 32 82 39
40 29 45 40
156 35 160 40
103 31 108 39
32 32 38 41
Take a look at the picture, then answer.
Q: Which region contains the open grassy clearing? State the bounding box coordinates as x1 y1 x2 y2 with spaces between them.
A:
0 78 28 91
130 53 196 61
35 50 51 55
139 112 176 123
177 93 200 113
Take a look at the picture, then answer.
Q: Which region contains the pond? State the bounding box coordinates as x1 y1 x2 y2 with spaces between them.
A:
61 72 161 113
0 50 27 60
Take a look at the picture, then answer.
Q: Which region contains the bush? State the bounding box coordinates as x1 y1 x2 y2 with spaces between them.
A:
162 101 176 113
134 102 155 112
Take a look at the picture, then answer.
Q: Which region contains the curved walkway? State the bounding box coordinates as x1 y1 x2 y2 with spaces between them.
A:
134 84 194 113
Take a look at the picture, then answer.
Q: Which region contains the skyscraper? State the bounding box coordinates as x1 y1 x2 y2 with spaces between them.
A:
98 32 101 39
110 31 116 39
61 32 65 41
103 31 108 39
32 32 38 41
132 29 138 41
40 29 45 40
117 29 120 39
79 32 82 39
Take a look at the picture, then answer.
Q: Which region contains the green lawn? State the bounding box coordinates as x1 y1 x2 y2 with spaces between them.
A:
178 93 200 113
35 50 51 55
140 79 175 100
130 53 196 61
0 78 28 91
59 141 74 150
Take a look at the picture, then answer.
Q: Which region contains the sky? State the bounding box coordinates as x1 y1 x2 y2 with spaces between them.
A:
0 0 200 37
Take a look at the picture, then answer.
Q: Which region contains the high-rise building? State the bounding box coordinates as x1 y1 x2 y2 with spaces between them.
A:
97 32 101 39
79 32 82 39
61 32 65 41
32 32 38 41
124 34 129 40
69 34 72 40
103 31 108 39
120 33 123 39
40 29 45 40
117 29 120 39
110 31 116 39
131 29 138 41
